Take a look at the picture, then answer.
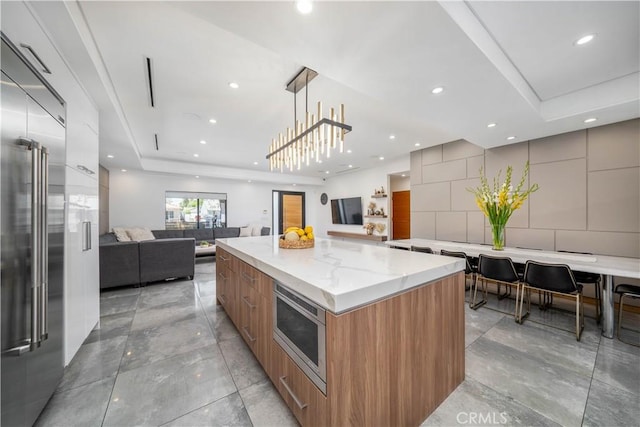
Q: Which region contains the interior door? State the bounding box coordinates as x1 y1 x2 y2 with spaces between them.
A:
277 191 305 235
392 191 410 239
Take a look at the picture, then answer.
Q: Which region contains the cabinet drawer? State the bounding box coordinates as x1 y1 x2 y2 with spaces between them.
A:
238 284 258 353
239 260 271 296
216 248 237 272
271 341 327 427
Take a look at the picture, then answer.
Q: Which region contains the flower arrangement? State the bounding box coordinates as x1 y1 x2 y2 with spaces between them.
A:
363 222 375 235
468 161 539 250
375 223 386 234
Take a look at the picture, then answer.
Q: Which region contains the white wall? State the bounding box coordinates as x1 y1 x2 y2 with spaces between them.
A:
314 156 410 238
109 170 317 231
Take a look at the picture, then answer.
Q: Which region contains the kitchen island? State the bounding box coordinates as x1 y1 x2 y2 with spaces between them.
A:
215 236 465 426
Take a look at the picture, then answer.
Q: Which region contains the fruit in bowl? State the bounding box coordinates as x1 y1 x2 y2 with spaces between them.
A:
280 226 314 248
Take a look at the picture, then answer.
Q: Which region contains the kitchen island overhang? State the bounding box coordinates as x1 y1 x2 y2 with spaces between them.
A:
216 235 465 314
215 236 466 426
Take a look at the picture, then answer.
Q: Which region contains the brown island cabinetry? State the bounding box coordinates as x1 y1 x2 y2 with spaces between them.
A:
215 245 465 426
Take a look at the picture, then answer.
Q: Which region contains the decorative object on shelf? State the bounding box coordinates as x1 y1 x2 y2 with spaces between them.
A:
380 207 385 216
279 225 315 249
266 67 352 172
374 186 386 196
468 161 539 250
375 223 386 235
363 222 375 235
368 201 377 215
199 241 211 247
320 193 328 205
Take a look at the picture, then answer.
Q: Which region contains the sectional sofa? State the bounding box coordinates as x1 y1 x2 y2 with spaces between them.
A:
99 226 270 289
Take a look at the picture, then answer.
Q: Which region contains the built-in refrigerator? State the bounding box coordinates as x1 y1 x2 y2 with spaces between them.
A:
1 33 66 426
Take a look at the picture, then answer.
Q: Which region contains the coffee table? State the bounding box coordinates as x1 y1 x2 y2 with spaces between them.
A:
195 245 216 257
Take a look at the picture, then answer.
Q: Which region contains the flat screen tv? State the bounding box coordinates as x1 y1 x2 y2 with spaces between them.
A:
331 197 363 225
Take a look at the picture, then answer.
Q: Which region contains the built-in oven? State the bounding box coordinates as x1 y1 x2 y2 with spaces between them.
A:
273 281 326 394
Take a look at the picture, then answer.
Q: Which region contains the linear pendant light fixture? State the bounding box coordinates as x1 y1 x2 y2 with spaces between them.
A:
266 67 352 171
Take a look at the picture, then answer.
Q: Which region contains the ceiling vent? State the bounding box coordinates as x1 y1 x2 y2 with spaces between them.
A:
145 57 155 107
335 166 360 174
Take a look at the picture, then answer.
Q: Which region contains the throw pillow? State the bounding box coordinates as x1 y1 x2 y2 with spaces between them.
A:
126 227 156 242
239 226 252 237
250 224 262 236
113 227 131 242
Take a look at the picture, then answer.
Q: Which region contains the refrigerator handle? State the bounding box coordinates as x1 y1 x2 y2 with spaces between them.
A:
82 221 91 251
28 138 42 350
40 147 49 341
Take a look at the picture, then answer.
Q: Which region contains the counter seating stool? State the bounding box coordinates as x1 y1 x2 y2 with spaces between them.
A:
440 249 476 295
520 261 584 341
411 245 433 254
473 254 521 322
614 284 640 347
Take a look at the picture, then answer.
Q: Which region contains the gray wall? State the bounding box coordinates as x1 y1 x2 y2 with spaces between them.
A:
410 119 639 259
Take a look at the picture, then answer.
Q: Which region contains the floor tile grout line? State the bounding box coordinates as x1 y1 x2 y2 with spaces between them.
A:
580 334 603 426
100 289 142 427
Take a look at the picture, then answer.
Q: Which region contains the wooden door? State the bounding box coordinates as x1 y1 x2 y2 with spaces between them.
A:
278 191 305 234
392 190 410 239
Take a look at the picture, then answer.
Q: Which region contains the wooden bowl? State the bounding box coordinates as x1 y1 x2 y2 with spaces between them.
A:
279 238 314 249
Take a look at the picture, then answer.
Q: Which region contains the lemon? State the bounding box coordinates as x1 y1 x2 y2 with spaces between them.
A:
296 229 305 237
304 225 313 234
307 232 314 240
300 235 308 241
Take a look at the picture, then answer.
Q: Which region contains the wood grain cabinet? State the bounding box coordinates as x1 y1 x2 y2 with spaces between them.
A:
271 340 327 427
216 248 238 326
237 260 272 366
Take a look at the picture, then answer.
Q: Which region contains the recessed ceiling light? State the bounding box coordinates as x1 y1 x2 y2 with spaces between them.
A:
229 82 239 89
292 183 297 186
325 170 330 174
487 123 497 128
247 180 252 183
107 154 114 158
575 34 595 45
318 159 323 164
584 117 597 123
347 149 352 154
431 87 444 94
348 164 353 168
121 169 127 172
195 175 200 179
296 0 313 14
507 136 516 140
414 143 421 147
389 135 396 140
200 140 206 145
193 153 199 157
253 161 258 165
209 118 217 124
379 156 385 160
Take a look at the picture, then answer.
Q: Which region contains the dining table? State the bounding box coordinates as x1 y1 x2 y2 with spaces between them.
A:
385 238 640 339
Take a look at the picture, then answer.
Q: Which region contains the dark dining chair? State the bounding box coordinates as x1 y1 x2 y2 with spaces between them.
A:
440 249 476 296
411 245 433 254
472 254 521 321
520 261 584 341
559 250 602 324
614 283 640 347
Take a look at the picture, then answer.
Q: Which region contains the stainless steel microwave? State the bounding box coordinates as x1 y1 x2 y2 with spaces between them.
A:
273 282 326 394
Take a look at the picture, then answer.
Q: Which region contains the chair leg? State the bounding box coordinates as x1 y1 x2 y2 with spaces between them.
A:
617 293 624 341
575 294 583 341
470 275 486 310
514 283 520 322
497 283 511 300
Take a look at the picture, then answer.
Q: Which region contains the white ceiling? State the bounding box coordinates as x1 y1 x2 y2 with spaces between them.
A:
31 1 640 185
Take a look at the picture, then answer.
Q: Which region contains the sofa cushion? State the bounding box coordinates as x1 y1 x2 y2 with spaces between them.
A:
100 233 118 244
152 229 185 239
127 227 156 242
214 227 240 239
261 227 271 236
113 227 131 242
239 226 252 237
183 228 214 243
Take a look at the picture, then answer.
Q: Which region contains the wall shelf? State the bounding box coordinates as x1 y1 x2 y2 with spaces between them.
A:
371 194 388 198
327 231 388 242
365 215 387 218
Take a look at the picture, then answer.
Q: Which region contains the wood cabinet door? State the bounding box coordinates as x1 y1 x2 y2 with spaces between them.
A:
238 283 258 353
271 341 327 427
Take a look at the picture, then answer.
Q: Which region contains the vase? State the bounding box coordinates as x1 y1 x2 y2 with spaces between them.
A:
490 222 506 250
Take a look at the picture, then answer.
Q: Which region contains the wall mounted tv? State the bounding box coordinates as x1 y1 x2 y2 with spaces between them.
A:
331 197 363 225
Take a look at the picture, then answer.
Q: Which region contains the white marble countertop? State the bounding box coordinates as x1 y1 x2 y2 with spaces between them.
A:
216 236 465 313
386 238 640 278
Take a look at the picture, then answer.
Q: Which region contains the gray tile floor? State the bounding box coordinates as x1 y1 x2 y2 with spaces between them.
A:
36 259 640 426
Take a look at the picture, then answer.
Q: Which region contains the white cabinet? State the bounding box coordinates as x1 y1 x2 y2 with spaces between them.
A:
64 166 99 364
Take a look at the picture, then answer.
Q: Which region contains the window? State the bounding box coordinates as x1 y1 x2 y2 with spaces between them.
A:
165 191 227 230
